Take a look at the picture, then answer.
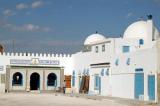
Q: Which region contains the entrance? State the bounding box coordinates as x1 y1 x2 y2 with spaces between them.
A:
30 73 40 90
134 73 144 99
148 75 155 101
79 76 90 93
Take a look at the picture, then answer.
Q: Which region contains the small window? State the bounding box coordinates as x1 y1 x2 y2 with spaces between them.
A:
95 46 98 53
135 68 143 72
94 74 100 90
86 69 89 76
83 69 86 75
101 69 104 76
115 59 119 66
102 45 105 52
139 39 144 45
122 46 130 53
126 58 131 65
83 45 92 52
105 69 109 76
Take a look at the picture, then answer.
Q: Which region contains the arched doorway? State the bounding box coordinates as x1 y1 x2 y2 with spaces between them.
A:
47 73 57 86
30 72 40 90
12 72 23 86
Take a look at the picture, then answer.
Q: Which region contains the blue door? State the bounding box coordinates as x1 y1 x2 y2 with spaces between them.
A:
148 75 155 101
135 73 144 99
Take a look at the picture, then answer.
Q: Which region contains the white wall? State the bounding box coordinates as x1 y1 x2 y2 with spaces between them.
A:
0 53 73 75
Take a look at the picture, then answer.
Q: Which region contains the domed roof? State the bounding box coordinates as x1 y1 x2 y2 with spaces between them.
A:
123 20 159 39
84 33 106 45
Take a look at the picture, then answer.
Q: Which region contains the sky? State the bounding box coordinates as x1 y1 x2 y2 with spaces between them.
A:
0 0 160 54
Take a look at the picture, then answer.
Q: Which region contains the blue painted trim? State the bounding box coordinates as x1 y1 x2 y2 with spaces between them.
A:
135 68 143 72
122 46 130 53
148 75 155 101
139 39 144 45
101 69 104 76
134 73 144 99
94 75 100 90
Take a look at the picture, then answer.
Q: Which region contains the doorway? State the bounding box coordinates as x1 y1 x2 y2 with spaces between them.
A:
148 75 155 101
30 73 40 90
134 73 144 99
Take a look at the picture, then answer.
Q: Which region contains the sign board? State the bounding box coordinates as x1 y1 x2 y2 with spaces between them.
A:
10 58 59 66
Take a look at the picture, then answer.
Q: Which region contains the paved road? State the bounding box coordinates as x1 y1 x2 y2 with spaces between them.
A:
0 93 157 106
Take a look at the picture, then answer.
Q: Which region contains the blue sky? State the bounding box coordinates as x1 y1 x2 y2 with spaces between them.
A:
0 0 160 54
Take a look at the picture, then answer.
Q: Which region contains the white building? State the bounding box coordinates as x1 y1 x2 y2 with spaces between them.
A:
0 15 160 102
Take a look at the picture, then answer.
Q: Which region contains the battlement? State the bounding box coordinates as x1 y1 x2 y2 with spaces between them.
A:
0 52 72 58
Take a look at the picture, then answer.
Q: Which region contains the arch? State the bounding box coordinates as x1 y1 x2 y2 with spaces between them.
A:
12 72 23 86
30 72 40 90
47 73 57 86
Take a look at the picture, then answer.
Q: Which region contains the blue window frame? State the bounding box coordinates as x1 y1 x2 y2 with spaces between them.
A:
95 46 98 53
139 39 144 45
106 69 109 76
83 69 86 75
86 69 89 76
126 58 131 65
72 71 75 87
135 68 143 72
115 59 119 66
122 46 130 53
102 45 105 52
94 74 100 90
101 69 104 76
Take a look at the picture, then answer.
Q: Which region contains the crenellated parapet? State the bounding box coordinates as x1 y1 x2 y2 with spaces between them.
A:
0 52 72 58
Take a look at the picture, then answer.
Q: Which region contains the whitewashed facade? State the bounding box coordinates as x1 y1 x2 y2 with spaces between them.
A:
0 15 159 102
72 16 160 102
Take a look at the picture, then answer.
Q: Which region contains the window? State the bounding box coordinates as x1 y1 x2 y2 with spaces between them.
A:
47 73 57 86
72 71 75 87
12 72 23 86
135 68 143 72
86 69 89 76
101 69 104 76
126 58 131 65
122 46 130 53
83 69 86 75
102 45 105 52
82 45 92 52
115 59 119 66
95 46 98 53
105 69 109 76
139 39 144 45
94 74 100 90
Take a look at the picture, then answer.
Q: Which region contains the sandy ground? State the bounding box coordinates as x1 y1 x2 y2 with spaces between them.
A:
0 93 157 106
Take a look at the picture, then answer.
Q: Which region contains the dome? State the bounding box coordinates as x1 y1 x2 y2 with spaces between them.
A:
84 33 106 45
123 20 159 39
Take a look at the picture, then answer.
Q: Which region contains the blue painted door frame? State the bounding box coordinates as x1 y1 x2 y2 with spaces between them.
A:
148 75 155 101
134 73 144 99
99 77 101 94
